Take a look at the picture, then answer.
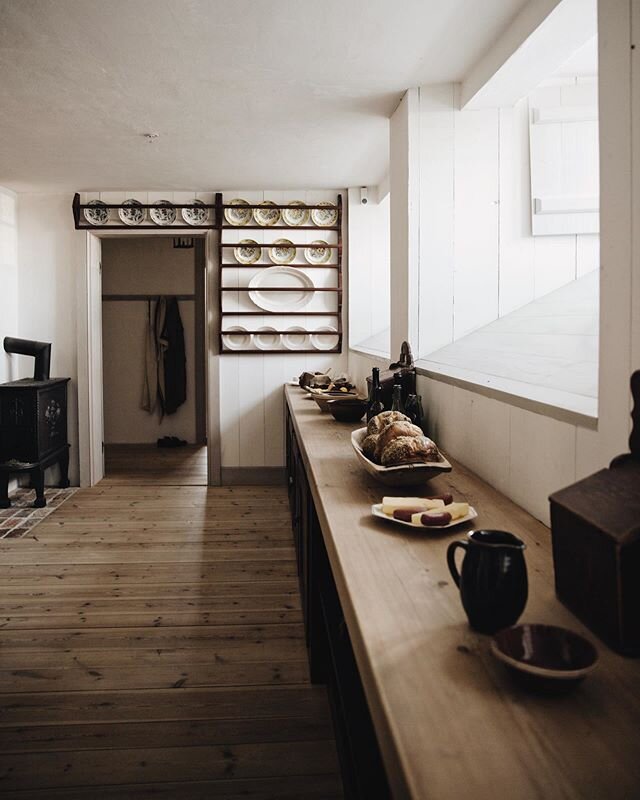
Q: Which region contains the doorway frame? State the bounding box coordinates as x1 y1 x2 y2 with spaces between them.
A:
77 229 221 487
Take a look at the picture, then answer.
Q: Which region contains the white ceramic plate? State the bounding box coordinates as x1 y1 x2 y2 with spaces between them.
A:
84 199 109 225
282 201 309 227
182 199 208 226
234 239 262 265
268 238 296 265
254 201 281 227
310 326 339 351
311 202 338 227
222 326 252 350
118 198 145 226
283 326 310 350
224 199 252 226
248 266 314 313
372 503 477 530
150 200 176 226
304 239 332 265
254 327 281 350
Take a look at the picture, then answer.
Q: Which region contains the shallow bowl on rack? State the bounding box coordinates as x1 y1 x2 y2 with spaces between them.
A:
182 199 208 226
150 200 176 226
222 326 252 351
350 427 452 486
254 327 281 350
311 202 338 227
224 199 252 226
491 624 599 694
84 199 109 226
119 198 145 226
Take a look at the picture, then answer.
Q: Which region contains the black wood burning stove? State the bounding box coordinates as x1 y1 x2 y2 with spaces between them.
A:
0 337 70 508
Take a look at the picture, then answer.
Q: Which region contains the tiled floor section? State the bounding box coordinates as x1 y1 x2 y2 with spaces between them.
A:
0 488 78 539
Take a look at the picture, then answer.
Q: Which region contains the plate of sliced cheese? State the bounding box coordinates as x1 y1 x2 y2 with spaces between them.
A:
372 496 477 530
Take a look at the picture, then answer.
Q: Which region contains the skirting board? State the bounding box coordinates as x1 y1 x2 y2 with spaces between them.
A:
221 467 286 486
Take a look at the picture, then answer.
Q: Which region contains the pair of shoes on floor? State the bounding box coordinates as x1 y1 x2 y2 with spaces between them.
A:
157 436 188 448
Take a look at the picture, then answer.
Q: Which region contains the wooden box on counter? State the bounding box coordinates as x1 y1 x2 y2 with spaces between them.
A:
549 462 640 656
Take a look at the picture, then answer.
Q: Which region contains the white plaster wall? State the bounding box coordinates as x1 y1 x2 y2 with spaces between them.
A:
101 237 197 444
0 187 18 383
17 194 84 485
347 186 390 356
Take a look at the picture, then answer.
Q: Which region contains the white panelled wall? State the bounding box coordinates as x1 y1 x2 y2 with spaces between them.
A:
0 187 18 383
218 189 347 474
349 1 638 527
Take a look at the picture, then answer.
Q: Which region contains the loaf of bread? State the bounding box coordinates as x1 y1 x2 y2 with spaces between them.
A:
366 411 410 436
380 435 441 467
373 421 423 462
362 434 379 460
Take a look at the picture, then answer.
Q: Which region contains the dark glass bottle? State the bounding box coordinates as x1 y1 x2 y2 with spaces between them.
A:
366 367 381 422
405 393 426 433
391 384 405 414
368 384 385 420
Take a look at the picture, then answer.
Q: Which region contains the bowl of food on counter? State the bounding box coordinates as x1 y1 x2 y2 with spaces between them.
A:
351 410 452 485
327 397 369 423
309 386 359 412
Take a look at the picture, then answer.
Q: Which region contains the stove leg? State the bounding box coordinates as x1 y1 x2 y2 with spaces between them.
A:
31 468 46 508
59 448 70 489
0 473 10 509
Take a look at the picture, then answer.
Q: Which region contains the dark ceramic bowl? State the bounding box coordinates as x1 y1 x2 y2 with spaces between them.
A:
327 398 368 423
491 623 598 694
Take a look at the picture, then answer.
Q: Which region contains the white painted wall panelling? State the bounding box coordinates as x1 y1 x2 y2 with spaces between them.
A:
0 187 18 384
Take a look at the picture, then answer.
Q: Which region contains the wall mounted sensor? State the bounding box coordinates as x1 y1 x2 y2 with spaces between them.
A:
360 187 368 205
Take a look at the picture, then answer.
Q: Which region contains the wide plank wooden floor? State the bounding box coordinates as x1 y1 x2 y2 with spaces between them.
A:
0 479 343 798
104 444 209 486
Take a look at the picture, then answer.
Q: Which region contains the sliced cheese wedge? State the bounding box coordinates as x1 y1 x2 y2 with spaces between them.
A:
382 496 445 515
442 501 469 520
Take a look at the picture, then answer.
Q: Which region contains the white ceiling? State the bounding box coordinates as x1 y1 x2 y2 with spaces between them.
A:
0 0 528 192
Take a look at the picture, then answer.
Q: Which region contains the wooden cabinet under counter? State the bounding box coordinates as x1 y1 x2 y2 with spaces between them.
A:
284 385 640 800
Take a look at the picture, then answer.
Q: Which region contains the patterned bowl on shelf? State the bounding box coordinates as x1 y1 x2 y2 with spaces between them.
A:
182 199 209 226
234 239 262 265
268 238 296 265
150 200 177 226
311 202 338 227
254 201 281 227
224 199 252 226
84 199 109 225
282 201 309 227
304 240 332 265
118 199 145 226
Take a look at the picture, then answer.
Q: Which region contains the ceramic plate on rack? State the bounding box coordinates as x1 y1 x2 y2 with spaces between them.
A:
150 200 176 226
254 326 281 350
310 326 339 351
268 238 296 265
304 240 332 265
224 199 252 226
254 201 281 227
84 199 109 226
282 201 309 227
222 326 252 350
283 326 310 350
182 199 208 226
248 266 314 313
311 202 338 227
118 198 145 226
234 239 262 265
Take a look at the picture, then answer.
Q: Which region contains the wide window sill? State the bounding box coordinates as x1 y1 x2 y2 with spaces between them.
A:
416 359 598 429
349 344 390 362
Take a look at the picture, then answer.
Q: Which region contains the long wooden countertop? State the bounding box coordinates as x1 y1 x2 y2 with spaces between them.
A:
285 386 640 800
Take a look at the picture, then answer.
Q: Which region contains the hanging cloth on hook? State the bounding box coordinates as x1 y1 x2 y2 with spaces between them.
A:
160 296 186 415
141 299 158 413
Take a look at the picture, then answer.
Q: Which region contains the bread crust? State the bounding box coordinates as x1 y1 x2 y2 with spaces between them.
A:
373 421 423 463
366 411 411 436
380 435 441 467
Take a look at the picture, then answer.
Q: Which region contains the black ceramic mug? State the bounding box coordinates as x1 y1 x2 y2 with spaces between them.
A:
447 530 528 634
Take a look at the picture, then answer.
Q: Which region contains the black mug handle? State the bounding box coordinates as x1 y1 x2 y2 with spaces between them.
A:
447 540 468 587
